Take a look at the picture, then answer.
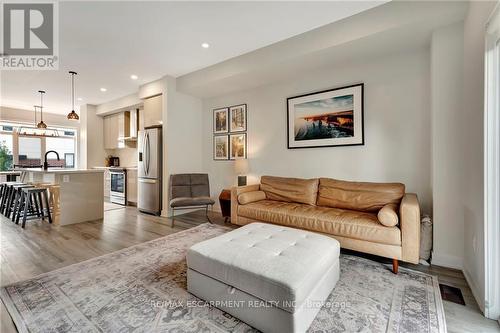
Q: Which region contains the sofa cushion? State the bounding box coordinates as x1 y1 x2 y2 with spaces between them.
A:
238 200 401 246
260 176 319 205
238 191 267 205
317 178 405 212
170 196 215 207
378 203 399 227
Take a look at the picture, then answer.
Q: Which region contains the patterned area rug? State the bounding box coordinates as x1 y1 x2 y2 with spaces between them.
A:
1 224 446 333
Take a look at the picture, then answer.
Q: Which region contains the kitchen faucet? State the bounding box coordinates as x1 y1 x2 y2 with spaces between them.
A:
43 150 60 170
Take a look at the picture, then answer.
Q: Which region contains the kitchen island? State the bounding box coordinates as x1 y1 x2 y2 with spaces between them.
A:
18 168 104 225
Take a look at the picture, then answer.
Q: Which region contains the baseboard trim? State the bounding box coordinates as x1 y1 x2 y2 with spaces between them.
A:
463 267 485 313
431 252 463 270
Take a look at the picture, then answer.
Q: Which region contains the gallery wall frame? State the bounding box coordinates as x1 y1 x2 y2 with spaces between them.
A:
229 104 247 132
229 133 247 160
213 107 229 134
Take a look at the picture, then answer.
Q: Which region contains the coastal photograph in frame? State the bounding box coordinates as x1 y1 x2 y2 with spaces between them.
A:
213 108 229 134
214 135 229 160
230 133 247 160
287 83 364 149
230 104 247 132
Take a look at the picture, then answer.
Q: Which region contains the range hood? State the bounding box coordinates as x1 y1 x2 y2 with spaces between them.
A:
118 109 139 142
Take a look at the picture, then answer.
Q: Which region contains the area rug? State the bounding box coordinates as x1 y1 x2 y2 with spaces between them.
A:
1 224 446 333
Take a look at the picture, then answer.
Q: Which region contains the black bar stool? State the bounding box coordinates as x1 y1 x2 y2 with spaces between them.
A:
5 184 32 219
11 185 35 222
17 187 52 228
1 182 24 216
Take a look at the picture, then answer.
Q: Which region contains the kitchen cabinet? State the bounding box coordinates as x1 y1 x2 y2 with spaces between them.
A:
127 169 137 204
142 95 162 129
104 168 111 198
103 112 130 149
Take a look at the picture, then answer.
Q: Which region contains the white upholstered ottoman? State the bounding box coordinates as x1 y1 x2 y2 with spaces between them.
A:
187 223 340 333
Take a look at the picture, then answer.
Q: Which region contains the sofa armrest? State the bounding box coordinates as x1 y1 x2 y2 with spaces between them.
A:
400 193 420 264
231 184 261 225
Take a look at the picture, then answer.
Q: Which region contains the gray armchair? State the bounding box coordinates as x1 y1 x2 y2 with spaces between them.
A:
169 173 215 225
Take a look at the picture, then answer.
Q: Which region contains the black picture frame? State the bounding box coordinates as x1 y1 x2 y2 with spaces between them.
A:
213 107 229 134
229 104 247 132
286 83 364 149
229 133 247 160
213 135 229 160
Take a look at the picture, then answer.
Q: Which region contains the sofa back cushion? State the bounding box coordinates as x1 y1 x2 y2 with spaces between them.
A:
260 176 319 205
317 178 405 212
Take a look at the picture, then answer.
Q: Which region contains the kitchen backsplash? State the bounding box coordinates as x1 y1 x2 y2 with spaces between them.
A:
105 148 137 167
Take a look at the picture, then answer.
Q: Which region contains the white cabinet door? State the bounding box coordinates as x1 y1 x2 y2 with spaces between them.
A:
143 95 162 128
127 169 137 204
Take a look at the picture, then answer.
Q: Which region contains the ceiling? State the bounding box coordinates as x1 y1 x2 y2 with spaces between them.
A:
0 1 387 115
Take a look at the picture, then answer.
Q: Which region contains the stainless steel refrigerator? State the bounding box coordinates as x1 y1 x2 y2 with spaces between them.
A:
138 126 162 215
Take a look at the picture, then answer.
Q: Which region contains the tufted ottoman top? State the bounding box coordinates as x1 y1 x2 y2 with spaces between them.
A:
187 223 340 313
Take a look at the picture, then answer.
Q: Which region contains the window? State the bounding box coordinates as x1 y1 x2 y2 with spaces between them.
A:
0 133 13 171
46 137 75 167
0 122 78 170
18 137 42 167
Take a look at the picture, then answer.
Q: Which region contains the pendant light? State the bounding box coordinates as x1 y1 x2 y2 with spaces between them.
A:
36 90 47 129
67 71 79 120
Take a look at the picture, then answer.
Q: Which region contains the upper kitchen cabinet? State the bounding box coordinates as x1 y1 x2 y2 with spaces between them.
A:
141 95 162 129
104 112 130 149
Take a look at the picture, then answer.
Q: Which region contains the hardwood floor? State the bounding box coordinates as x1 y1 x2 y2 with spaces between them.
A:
1 207 498 332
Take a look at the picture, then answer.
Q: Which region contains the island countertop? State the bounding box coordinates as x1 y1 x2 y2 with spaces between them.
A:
14 168 104 174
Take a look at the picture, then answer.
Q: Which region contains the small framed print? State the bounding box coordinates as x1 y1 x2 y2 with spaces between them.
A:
230 104 247 132
213 107 229 134
230 133 247 160
214 135 229 160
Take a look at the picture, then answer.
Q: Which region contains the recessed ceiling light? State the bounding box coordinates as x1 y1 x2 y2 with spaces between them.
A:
100 88 107 92
201 42 210 49
130 74 138 80
77 97 83 101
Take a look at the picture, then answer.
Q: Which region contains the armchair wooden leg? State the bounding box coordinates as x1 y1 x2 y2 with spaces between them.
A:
392 259 399 274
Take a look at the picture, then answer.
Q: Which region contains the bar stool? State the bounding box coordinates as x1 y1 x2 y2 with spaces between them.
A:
1 182 24 216
5 184 33 219
11 185 36 222
17 187 52 228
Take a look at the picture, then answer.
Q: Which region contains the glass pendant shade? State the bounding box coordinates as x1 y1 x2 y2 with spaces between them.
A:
36 120 47 129
67 71 79 120
67 110 79 120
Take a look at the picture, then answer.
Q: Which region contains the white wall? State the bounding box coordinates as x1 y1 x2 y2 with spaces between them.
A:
161 76 204 217
430 22 465 270
79 104 105 169
202 49 432 213
462 1 498 312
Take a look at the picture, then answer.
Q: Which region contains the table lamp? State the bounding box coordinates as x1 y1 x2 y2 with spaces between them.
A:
234 158 249 186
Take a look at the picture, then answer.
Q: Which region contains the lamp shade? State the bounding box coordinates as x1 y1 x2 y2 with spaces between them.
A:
234 158 249 175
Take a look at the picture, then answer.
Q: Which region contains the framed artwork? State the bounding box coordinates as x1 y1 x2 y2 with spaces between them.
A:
287 83 364 149
64 153 75 168
230 104 247 132
230 133 247 160
213 107 229 134
214 135 229 160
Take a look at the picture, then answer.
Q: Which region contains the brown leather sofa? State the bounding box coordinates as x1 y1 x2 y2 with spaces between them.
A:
231 176 420 273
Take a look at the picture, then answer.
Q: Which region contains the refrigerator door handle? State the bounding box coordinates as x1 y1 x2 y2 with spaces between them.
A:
145 132 150 176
